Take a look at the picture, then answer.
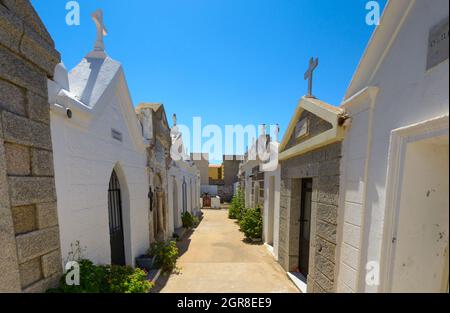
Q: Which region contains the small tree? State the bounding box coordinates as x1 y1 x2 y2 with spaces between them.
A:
229 189 245 220
239 207 263 240
181 211 195 228
149 241 179 273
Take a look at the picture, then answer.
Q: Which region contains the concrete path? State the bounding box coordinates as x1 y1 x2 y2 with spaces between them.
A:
153 208 299 293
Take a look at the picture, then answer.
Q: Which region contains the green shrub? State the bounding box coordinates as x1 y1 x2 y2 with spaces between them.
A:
181 211 194 228
229 189 245 220
149 240 179 273
48 259 153 293
239 207 263 240
172 232 180 241
193 216 200 227
52 259 107 293
107 265 152 293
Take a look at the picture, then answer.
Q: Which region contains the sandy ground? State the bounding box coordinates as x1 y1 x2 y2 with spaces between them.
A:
153 208 299 293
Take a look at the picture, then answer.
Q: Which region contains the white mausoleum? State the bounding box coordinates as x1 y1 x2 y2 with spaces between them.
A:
48 10 149 266
168 115 201 235
336 0 449 293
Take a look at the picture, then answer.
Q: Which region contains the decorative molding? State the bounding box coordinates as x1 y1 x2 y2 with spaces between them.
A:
279 97 346 160
295 117 310 141
379 114 449 292
344 0 416 99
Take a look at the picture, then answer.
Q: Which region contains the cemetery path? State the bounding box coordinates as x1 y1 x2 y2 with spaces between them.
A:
153 208 299 293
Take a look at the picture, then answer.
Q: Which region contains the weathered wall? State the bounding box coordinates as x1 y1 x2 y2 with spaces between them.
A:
217 185 233 203
279 142 341 293
192 153 209 186
136 105 172 243
240 160 262 209
285 110 333 151
337 0 449 293
50 65 150 267
222 156 242 202
252 166 265 208
0 0 62 292
223 156 240 179
263 166 281 260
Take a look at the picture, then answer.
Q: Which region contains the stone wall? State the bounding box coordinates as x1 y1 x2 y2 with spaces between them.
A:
223 157 241 185
136 104 172 243
285 110 333 151
192 153 209 186
222 156 242 202
0 0 62 292
252 167 265 208
217 185 233 203
278 142 341 293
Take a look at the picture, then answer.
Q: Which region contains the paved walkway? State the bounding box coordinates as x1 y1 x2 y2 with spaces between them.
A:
154 208 299 293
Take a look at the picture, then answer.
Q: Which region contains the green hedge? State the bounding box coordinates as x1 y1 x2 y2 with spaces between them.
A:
239 207 263 240
181 211 195 228
229 189 245 220
47 259 153 293
149 240 179 273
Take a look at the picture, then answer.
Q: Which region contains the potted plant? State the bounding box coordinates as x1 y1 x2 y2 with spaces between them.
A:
135 254 156 272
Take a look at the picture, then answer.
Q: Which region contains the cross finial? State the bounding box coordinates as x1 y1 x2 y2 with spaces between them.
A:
304 57 319 98
88 9 108 58
275 124 280 143
173 114 177 126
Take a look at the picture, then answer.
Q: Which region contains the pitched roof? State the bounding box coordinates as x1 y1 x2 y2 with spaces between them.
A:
135 103 164 113
49 53 147 153
280 96 344 152
343 0 414 100
68 56 122 108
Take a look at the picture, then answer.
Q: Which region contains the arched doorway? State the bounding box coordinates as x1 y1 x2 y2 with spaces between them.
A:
172 177 179 228
108 170 126 265
190 178 194 213
154 173 166 241
182 178 187 213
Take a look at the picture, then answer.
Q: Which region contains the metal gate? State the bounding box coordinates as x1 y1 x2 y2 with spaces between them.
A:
108 170 126 265
299 178 313 277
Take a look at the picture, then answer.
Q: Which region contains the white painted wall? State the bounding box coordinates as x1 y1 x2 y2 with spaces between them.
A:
211 197 221 209
390 136 449 292
263 166 280 260
50 61 149 267
337 0 449 293
337 92 374 292
168 161 200 234
201 185 218 197
167 173 182 235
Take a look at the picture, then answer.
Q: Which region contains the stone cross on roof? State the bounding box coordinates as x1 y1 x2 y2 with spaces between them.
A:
87 9 108 58
275 124 280 143
304 57 319 98
173 114 177 126
92 9 107 51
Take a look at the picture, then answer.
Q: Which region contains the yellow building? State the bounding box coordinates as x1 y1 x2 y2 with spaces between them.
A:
208 164 224 180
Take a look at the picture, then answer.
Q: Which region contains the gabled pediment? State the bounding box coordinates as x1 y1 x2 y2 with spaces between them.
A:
49 58 146 153
69 57 122 107
279 97 346 160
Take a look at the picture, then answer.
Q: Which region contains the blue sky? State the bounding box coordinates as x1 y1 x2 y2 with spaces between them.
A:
32 0 386 162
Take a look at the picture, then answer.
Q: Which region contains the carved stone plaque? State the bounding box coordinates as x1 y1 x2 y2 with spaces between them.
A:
427 17 449 70
295 118 310 140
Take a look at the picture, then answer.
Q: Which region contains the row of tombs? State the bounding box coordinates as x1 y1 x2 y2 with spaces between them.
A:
0 3 200 292
238 0 449 294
